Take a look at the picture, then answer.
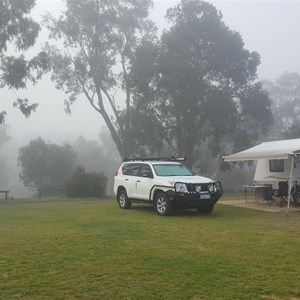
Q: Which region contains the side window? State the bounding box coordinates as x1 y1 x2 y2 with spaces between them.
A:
140 164 153 178
122 164 130 175
122 164 141 176
294 155 300 177
129 164 140 176
269 159 284 172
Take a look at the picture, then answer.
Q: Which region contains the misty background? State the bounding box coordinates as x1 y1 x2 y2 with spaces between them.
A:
1 0 300 197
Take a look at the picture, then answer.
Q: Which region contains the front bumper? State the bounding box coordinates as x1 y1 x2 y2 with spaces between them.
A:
166 182 223 209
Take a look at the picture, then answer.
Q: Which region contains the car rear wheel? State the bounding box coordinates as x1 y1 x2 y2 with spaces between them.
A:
154 192 171 216
118 189 131 209
197 204 214 214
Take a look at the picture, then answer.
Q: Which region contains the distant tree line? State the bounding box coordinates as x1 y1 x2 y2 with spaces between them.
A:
1 0 300 176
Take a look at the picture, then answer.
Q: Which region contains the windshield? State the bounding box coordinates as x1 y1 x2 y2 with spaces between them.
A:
153 164 193 176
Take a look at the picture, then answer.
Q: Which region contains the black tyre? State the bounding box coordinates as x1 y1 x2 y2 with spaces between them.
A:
118 189 131 209
197 204 214 214
154 192 171 216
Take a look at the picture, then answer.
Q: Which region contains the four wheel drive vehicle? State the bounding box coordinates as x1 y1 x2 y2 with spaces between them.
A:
114 158 223 216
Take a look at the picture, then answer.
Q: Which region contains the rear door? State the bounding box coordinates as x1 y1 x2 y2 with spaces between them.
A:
121 163 140 198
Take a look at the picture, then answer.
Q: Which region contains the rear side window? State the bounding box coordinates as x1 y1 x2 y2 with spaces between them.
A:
122 163 140 176
122 164 130 175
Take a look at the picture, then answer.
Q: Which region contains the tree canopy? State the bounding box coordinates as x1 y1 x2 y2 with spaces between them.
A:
45 0 273 168
0 0 48 124
44 0 156 157
130 0 272 166
17 137 77 190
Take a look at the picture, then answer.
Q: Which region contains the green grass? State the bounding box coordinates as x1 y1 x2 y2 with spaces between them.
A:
1 197 300 300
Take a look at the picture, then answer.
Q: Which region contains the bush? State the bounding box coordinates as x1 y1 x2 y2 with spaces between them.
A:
65 166 107 197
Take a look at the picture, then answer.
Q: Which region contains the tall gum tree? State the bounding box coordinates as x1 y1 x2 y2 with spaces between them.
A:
130 0 272 167
44 0 155 158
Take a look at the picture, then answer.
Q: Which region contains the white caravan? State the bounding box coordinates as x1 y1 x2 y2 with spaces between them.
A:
223 138 300 210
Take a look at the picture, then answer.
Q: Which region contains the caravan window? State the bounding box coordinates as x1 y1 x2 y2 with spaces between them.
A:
269 159 284 172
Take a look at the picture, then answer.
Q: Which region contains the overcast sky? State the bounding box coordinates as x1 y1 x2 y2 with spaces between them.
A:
2 0 300 146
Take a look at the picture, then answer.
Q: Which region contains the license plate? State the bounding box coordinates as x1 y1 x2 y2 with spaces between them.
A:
200 194 210 200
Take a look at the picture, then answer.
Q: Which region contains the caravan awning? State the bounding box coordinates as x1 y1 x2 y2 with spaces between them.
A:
223 138 300 161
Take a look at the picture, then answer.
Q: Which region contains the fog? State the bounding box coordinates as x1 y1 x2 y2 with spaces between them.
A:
1 0 300 197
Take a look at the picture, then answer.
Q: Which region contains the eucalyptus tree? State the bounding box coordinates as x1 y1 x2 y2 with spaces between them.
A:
131 0 272 167
0 0 48 123
44 0 156 157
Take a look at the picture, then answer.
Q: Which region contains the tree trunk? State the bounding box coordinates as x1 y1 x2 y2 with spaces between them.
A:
183 140 195 169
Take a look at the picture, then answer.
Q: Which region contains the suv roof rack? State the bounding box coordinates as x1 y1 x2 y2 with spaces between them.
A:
123 156 186 162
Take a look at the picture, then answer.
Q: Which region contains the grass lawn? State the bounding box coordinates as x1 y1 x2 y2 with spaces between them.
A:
0 196 300 300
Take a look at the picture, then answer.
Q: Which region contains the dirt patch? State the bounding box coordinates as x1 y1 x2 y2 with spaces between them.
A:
219 199 300 213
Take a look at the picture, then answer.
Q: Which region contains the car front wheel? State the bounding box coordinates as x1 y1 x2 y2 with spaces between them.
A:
118 189 131 209
154 192 171 216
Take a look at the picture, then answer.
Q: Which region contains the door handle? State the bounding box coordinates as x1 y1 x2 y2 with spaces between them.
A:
125 179 129 181
137 180 141 183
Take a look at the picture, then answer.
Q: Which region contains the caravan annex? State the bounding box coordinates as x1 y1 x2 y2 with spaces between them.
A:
223 138 300 189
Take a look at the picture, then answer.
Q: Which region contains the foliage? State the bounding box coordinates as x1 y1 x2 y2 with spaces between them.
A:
262 72 300 139
17 137 77 190
44 0 157 157
1 200 300 299
43 0 274 167
130 0 272 167
65 165 107 197
0 0 49 123
72 134 120 194
0 126 11 186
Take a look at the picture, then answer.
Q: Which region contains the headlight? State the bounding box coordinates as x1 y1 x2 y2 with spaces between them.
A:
195 185 202 193
175 183 188 193
208 184 215 193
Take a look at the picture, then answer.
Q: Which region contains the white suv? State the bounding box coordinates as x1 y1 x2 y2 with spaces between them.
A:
114 158 223 216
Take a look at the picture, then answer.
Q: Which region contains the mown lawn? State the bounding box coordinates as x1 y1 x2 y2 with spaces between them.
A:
0 197 300 300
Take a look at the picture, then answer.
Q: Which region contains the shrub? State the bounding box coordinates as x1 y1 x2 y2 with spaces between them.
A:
65 166 107 197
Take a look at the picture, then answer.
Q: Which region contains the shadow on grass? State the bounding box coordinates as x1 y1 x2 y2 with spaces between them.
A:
128 203 223 218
